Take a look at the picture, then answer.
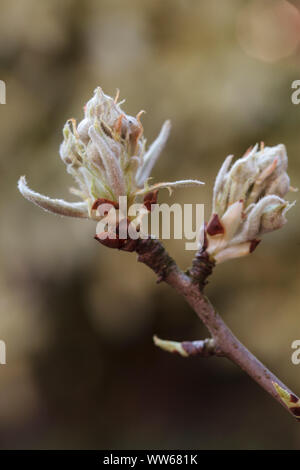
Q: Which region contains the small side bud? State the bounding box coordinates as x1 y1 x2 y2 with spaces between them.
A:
153 335 188 357
272 382 300 418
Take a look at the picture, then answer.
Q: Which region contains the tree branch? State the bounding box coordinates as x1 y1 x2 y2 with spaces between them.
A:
123 238 300 421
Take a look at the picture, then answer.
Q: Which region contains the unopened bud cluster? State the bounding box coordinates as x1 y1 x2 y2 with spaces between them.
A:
18 87 202 222
201 143 295 263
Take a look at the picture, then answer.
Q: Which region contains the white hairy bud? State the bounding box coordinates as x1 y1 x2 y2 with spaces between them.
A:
202 143 296 264
18 87 203 221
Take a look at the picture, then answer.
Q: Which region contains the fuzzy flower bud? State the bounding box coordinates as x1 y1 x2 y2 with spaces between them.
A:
201 143 296 264
18 87 203 221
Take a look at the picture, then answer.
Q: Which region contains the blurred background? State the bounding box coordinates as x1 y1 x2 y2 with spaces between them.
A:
0 0 300 449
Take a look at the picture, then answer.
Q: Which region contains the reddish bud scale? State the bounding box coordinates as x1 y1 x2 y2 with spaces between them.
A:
290 394 299 403
94 233 125 249
250 239 261 253
92 198 119 211
143 190 159 212
206 213 225 236
113 114 124 136
94 233 139 252
201 222 208 252
290 407 300 417
94 217 136 250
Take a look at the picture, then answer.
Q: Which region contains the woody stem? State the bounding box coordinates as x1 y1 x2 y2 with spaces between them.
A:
130 238 299 420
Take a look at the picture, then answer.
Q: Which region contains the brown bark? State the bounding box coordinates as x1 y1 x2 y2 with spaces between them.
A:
125 237 299 420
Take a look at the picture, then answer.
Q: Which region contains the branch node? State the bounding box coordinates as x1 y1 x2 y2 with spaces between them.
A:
188 250 215 290
154 335 222 358
124 238 177 283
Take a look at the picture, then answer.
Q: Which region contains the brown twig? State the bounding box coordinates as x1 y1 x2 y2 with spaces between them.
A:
154 335 223 357
123 237 300 420
181 338 223 357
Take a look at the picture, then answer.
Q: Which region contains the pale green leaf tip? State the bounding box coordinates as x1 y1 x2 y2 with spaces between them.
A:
272 382 292 407
153 335 188 357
